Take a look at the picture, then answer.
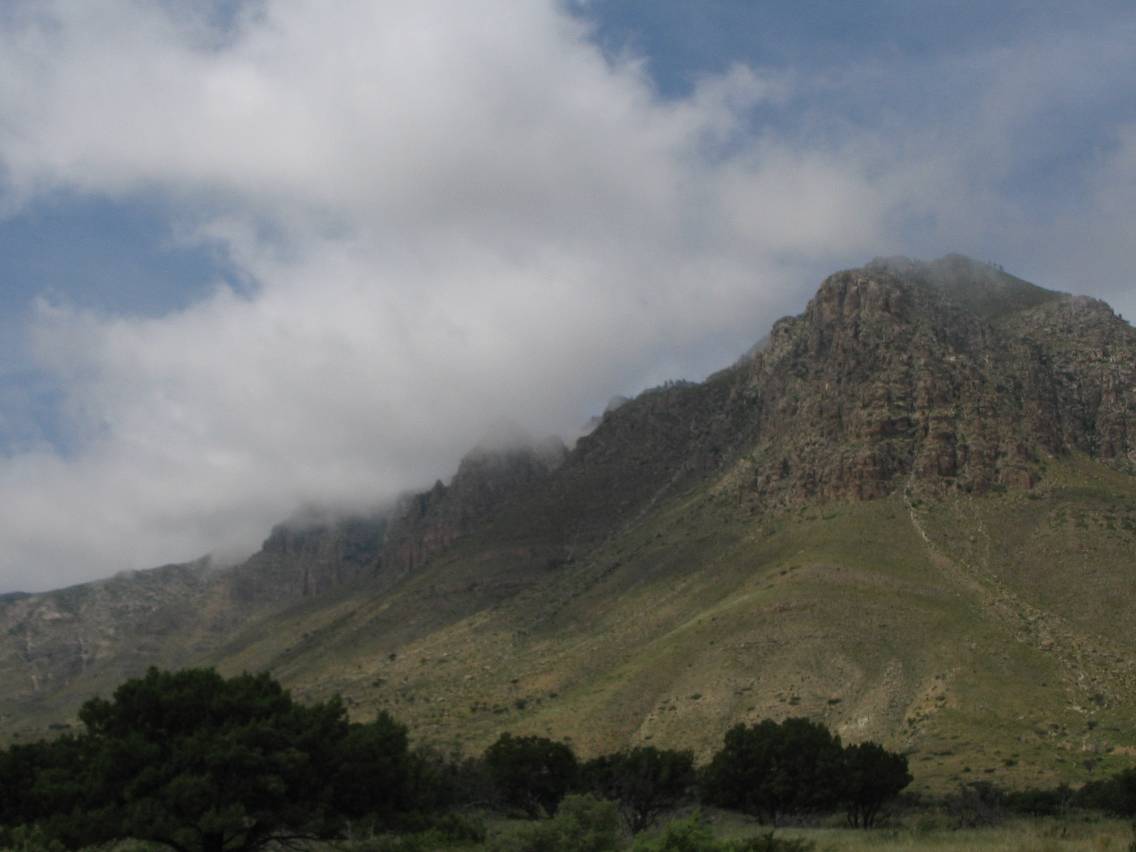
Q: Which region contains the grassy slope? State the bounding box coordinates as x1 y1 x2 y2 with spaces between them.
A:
202 456 1136 792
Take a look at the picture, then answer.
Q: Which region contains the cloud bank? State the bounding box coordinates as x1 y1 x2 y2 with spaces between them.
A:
0 1 1133 590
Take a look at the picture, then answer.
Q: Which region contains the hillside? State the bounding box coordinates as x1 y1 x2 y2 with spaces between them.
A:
2 254 1134 791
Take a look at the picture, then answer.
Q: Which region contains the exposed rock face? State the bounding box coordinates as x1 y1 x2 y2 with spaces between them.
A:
0 560 224 710
381 430 567 575
0 515 387 732
732 255 1135 505
233 513 388 603
372 254 1135 566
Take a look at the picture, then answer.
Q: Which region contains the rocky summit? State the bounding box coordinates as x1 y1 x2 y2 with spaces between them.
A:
3 255 1135 791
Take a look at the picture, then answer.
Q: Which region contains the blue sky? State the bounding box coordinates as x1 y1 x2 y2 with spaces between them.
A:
1 0 1134 591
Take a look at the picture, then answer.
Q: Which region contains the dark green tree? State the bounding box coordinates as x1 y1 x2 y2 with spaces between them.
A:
333 710 412 825
583 746 695 833
0 735 90 831
1005 784 1071 817
840 742 911 828
484 733 578 818
1078 768 1136 816
701 718 844 824
0 667 412 852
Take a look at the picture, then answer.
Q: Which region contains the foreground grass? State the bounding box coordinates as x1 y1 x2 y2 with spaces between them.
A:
774 821 1135 852
7 815 1132 851
386 811 1136 852
674 807 1134 851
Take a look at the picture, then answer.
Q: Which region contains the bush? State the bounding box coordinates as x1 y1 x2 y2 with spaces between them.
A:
343 812 486 851
733 835 815 852
490 794 623 852
1079 768 1136 815
631 812 813 852
0 824 67 852
1005 784 1071 817
631 812 719 852
944 781 1006 828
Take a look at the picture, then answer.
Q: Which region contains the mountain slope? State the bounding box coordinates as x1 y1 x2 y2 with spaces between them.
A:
3 255 1134 792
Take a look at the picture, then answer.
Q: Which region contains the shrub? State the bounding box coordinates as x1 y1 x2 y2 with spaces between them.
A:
0 824 67 852
490 794 623 852
944 781 1006 828
631 812 813 852
631 812 719 852
344 812 486 851
1005 784 1071 817
1078 768 1136 815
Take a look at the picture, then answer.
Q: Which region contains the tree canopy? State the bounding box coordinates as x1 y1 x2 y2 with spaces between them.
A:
583 746 695 833
702 717 845 824
841 742 912 828
484 732 578 818
700 717 913 828
0 667 411 852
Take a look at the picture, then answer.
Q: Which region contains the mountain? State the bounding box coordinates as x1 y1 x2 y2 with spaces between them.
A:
3 255 1135 792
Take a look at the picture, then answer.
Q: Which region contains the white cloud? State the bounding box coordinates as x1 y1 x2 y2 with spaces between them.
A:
0 1 1133 590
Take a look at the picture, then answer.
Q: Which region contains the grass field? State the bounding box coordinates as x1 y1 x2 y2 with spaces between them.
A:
705 811 1136 852
312 811 1136 852
779 821 1135 851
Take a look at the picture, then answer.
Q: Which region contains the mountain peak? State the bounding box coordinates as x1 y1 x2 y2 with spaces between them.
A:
862 254 1062 320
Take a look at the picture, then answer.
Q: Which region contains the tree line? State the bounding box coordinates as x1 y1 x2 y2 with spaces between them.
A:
0 665 1002 851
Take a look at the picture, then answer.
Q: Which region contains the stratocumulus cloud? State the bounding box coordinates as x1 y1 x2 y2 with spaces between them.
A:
0 1 1133 590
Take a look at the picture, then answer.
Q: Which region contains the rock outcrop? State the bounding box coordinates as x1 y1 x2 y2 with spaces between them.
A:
233 512 388 603
731 255 1135 504
381 428 567 576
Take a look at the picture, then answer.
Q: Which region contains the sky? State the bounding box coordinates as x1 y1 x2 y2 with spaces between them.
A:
0 1 1134 592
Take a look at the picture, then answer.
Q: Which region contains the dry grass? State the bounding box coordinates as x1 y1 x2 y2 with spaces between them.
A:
780 820 1135 851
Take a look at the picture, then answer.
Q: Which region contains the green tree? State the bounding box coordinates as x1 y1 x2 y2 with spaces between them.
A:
484 733 578 818
0 735 90 834
1078 768 1136 816
335 710 413 826
583 746 695 833
0 667 412 852
701 718 844 824
840 742 911 828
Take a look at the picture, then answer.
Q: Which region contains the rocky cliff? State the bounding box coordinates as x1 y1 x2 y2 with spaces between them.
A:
430 254 1135 562
380 429 567 576
232 511 388 603
725 255 1134 505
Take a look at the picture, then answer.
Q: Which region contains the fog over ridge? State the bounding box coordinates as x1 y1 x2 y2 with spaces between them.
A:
0 0 1134 592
